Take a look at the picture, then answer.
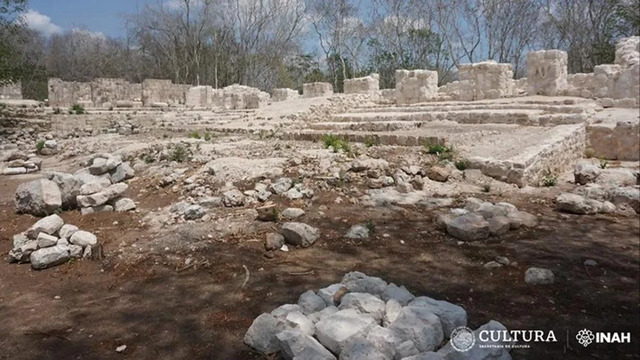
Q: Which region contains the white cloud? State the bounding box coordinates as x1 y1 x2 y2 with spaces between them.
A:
21 9 63 36
71 28 106 40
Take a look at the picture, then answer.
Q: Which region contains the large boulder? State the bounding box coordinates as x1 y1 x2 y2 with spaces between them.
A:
26 214 64 239
446 214 490 241
388 307 444 352
276 329 336 360
524 267 555 285
338 292 386 321
110 162 135 183
574 162 600 185
76 183 128 208
281 222 320 247
46 172 83 209
408 297 467 336
556 193 602 214
298 290 326 315
244 313 284 354
15 179 62 216
315 308 377 354
30 245 70 270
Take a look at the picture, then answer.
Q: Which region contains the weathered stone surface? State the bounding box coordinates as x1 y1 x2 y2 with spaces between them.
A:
271 304 304 321
396 340 421 359
27 214 64 239
446 214 490 241
70 230 98 247
30 245 70 270
488 216 511 236
69 244 83 258
346 224 369 239
381 283 415 306
524 267 555 285
15 179 62 216
383 299 403 327
80 205 114 215
284 311 315 336
506 211 538 229
265 233 285 251
308 306 339 324
223 188 245 207
340 336 388 360
282 208 305 219
609 187 639 213
36 233 58 248
183 204 206 220
46 172 83 209
425 165 451 182
110 162 135 183
58 224 78 239
315 308 377 354
9 240 37 263
341 271 388 296
76 183 128 208
281 222 320 247
276 329 336 360
243 313 284 354
574 162 600 185
90 156 122 175
298 290 326 315
79 179 111 195
112 197 136 211
556 193 601 214
388 307 444 352
338 292 386 321
408 296 467 336
271 177 293 194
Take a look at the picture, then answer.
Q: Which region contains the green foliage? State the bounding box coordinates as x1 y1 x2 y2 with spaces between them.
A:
365 219 376 234
70 104 85 115
204 132 212 141
482 184 491 193
541 172 558 187
170 145 188 163
188 131 201 139
425 143 451 155
35 140 45 153
364 136 379 147
144 154 155 164
599 158 609 169
0 102 5 111
455 159 468 171
322 134 351 153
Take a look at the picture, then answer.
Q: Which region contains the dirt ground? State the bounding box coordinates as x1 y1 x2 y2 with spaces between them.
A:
0 173 638 360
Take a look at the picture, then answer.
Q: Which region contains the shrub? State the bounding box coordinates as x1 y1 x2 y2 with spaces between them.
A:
70 104 85 115
35 140 45 153
365 219 376 234
425 143 451 155
599 158 608 169
322 134 351 153
170 145 188 163
188 131 201 139
204 132 212 141
455 159 468 171
364 137 378 147
541 172 557 187
482 184 491 193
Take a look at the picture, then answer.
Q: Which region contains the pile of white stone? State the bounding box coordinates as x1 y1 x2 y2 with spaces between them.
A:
1 149 42 175
14 153 136 216
8 214 99 270
436 198 538 241
244 271 513 360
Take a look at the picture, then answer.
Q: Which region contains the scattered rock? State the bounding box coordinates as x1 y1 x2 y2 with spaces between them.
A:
281 222 321 247
524 267 555 285
15 179 62 216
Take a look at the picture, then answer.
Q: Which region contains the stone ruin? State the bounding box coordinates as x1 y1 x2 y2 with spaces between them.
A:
185 84 270 109
395 69 438 105
527 50 568 96
303 82 334 98
48 77 189 108
0 81 22 100
344 74 380 94
271 88 300 102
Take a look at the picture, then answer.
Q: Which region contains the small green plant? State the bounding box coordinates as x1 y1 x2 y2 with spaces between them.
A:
425 143 451 155
541 172 558 187
321 134 351 153
365 219 376 234
0 103 6 111
70 104 85 115
455 159 468 171
188 131 201 139
204 132 212 141
482 184 491 193
599 158 608 169
272 208 281 222
170 145 188 163
35 140 45 153
144 155 155 164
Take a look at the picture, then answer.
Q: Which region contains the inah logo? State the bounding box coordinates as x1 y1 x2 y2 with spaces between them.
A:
450 326 475 352
576 329 595 347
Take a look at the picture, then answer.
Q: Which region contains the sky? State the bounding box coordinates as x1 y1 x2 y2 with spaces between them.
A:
24 0 157 38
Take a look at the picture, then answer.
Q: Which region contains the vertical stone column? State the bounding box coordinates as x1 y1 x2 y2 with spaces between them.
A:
395 69 438 104
526 50 568 96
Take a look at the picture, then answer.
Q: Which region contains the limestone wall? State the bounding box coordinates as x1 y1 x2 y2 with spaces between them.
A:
303 82 333 98
91 78 141 107
271 88 299 102
587 121 639 161
458 61 514 100
48 78 92 108
142 79 189 106
0 82 22 100
344 74 380 94
527 50 568 96
395 69 438 105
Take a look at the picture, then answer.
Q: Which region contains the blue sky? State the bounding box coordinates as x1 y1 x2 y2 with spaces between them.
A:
25 0 154 38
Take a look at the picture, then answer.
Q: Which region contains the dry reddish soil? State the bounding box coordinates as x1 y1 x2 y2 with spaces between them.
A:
0 177 638 360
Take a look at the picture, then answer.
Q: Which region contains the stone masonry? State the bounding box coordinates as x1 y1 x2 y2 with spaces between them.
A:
395 69 438 105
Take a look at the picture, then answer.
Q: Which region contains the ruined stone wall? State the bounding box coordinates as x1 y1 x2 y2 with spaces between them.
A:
303 82 334 98
395 69 438 104
91 78 141 108
344 74 380 94
48 78 93 108
587 121 639 161
527 50 568 96
271 88 299 102
0 82 22 100
458 61 514 100
185 86 225 108
142 79 189 106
